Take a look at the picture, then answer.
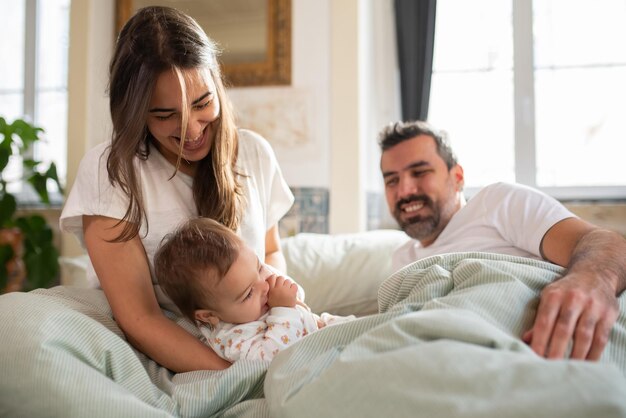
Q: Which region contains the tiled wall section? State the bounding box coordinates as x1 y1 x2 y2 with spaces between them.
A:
367 191 398 230
279 188 399 236
279 187 330 236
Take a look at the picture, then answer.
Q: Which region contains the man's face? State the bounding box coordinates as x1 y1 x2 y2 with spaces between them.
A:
380 135 464 246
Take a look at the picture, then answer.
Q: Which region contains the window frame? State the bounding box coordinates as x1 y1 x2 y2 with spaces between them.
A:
3 0 66 207
434 1 626 201
515 0 626 200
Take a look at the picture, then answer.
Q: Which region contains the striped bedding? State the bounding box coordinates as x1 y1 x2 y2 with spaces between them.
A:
266 253 626 417
1 252 625 417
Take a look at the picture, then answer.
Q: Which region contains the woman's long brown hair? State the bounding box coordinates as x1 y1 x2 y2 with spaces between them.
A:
107 6 243 241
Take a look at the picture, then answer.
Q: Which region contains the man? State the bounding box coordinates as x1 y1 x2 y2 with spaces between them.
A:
379 120 626 361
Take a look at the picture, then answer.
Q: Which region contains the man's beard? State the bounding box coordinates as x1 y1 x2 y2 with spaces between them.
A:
393 195 440 241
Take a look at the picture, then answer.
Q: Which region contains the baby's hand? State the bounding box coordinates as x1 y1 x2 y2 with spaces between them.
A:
267 275 298 308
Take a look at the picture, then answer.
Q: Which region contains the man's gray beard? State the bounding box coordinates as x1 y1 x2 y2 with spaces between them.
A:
398 214 439 241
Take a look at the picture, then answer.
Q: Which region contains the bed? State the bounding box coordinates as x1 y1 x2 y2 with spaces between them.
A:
1 230 625 417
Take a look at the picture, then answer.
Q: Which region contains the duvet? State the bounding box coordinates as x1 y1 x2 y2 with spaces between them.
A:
1 252 625 417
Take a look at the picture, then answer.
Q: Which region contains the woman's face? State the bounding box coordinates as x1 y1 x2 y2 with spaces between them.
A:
146 68 221 175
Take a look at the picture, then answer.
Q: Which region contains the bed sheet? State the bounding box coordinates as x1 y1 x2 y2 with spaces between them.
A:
1 252 625 417
0 287 268 417
264 252 626 418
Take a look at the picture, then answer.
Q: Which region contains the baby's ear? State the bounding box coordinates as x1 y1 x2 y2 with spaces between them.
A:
195 309 220 327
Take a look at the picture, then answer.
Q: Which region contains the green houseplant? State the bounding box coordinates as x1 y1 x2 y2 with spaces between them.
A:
0 116 64 292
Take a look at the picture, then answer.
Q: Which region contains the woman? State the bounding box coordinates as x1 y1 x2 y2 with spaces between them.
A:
60 6 293 371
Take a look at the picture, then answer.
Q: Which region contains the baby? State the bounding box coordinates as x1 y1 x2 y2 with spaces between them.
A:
154 218 354 362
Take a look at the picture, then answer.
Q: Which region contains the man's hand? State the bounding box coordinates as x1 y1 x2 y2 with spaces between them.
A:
522 271 619 360
267 275 298 308
534 219 625 360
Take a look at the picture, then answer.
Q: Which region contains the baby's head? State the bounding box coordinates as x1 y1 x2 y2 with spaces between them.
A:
155 218 272 326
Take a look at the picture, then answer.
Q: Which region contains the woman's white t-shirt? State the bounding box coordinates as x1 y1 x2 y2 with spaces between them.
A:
60 129 294 312
392 182 576 271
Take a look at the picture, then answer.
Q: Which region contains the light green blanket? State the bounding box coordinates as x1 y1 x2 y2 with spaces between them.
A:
0 286 269 417
1 253 625 417
264 252 626 417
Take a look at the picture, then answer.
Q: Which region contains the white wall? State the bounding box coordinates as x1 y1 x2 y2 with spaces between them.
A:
63 0 114 258
229 0 371 233
229 0 332 189
228 0 369 233
230 0 400 233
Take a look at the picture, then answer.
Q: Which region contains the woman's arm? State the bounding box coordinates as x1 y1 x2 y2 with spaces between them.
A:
264 224 287 272
83 215 230 372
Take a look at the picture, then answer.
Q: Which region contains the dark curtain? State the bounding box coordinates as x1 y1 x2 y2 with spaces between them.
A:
394 0 437 121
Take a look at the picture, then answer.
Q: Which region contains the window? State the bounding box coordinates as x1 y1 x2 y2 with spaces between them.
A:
429 0 626 200
0 0 70 201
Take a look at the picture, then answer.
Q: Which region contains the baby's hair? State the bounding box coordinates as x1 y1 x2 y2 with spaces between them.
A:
154 218 242 322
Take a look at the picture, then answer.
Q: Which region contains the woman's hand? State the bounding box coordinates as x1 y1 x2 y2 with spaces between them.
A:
266 274 298 308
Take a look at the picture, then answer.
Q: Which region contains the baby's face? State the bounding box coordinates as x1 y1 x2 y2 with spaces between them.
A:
210 244 273 324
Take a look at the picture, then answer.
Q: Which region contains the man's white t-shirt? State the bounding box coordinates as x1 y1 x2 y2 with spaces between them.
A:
60 129 294 312
393 182 576 272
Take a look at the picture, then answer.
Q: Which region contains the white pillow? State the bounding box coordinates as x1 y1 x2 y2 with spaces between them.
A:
59 255 91 287
60 230 411 317
281 230 409 317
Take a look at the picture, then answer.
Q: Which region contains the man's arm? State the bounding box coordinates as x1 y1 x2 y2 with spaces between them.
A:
524 217 626 360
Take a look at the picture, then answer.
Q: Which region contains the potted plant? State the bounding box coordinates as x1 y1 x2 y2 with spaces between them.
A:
0 116 64 292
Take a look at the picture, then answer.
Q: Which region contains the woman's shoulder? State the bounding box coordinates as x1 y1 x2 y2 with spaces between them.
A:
75 141 111 176
236 129 278 171
81 141 111 161
238 129 275 156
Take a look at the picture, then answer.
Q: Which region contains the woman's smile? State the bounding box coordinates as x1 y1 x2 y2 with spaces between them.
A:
147 67 221 172
172 125 208 152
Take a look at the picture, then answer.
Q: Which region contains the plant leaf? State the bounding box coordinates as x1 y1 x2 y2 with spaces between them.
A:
0 147 10 173
23 243 59 290
15 214 58 289
0 243 15 291
26 173 51 204
0 117 61 291
46 163 64 194
0 193 17 228
0 117 12 150
22 158 39 170
10 119 44 151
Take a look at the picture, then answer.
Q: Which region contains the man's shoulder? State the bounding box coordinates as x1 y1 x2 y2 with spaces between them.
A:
481 181 522 194
458 182 538 224
476 182 541 201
